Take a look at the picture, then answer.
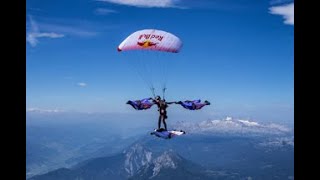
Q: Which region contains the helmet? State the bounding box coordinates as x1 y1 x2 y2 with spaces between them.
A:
155 96 161 100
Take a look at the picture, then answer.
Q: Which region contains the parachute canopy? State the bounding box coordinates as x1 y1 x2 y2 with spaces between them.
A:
117 29 182 53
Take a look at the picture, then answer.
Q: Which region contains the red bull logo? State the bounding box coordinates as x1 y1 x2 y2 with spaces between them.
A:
137 40 158 48
137 33 164 48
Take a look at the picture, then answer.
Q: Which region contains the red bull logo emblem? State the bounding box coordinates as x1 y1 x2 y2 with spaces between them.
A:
137 40 157 48
137 33 164 48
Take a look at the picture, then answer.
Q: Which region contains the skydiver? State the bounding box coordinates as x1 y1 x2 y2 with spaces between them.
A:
176 100 210 110
126 97 154 110
152 95 175 131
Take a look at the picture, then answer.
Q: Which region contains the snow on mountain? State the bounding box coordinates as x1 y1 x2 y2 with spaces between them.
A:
123 143 153 176
151 151 177 178
172 116 291 136
238 119 259 126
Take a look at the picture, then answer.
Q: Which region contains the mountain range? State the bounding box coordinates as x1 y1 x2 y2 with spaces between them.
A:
27 116 293 180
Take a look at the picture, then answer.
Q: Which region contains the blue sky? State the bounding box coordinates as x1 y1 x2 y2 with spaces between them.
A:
26 0 294 123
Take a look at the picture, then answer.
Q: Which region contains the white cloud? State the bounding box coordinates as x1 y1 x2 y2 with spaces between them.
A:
269 3 294 25
27 16 101 46
77 82 87 87
33 32 64 38
26 16 64 47
94 8 118 15
26 108 64 113
98 0 180 8
27 32 64 47
39 23 98 37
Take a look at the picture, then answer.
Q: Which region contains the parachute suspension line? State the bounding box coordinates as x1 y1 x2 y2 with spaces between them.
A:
162 52 169 100
150 86 156 98
162 86 167 100
164 31 172 85
122 53 154 95
138 51 154 93
153 51 168 100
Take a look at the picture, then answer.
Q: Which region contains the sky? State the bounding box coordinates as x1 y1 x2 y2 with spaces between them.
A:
26 0 294 124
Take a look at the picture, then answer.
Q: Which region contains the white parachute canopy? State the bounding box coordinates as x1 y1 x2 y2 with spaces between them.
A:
118 29 182 53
